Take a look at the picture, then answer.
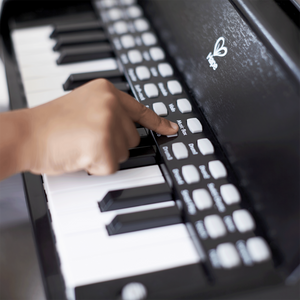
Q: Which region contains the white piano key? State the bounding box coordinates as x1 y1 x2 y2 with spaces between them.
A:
20 58 118 80
47 176 166 215
51 200 174 235
57 220 190 260
62 234 200 287
44 165 163 194
17 52 60 68
12 26 54 43
26 90 69 108
23 75 68 93
14 39 56 54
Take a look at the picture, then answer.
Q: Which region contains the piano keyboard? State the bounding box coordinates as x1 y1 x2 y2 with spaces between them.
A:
9 0 279 299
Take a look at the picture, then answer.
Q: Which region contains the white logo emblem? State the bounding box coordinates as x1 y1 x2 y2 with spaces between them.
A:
206 37 228 70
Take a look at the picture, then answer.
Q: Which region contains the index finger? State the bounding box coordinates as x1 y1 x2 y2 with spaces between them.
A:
117 90 178 136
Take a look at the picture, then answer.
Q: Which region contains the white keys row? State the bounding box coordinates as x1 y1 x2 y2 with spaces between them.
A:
45 165 200 288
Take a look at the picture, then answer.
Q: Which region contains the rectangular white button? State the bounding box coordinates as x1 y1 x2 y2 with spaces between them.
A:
134 19 149 32
217 243 241 269
208 160 227 179
149 47 165 61
127 6 143 18
197 138 214 155
108 8 123 21
233 209 255 233
182 165 200 184
167 80 182 95
247 237 271 263
204 215 226 239
121 35 135 48
177 98 192 113
220 184 241 205
187 118 203 133
172 142 188 160
192 189 213 210
136 66 150 80
158 63 173 77
114 21 128 34
153 102 168 116
128 50 143 64
144 83 159 98
141 32 157 46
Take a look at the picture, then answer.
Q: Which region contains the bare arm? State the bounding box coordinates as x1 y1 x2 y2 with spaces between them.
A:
0 79 178 180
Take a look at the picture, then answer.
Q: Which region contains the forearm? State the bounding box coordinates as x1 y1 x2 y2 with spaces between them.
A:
0 109 31 180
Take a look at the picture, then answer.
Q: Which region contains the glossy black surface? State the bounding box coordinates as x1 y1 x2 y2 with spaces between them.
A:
141 0 300 276
99 182 172 211
106 205 182 235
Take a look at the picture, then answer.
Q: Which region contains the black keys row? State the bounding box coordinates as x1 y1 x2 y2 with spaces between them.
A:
99 182 173 212
106 205 182 235
50 20 103 38
63 69 128 91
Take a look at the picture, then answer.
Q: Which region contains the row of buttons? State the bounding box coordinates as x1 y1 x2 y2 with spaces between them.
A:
113 18 150 34
120 32 157 49
182 161 227 184
99 0 136 9
144 80 182 98
193 184 240 212
204 210 255 239
107 5 143 21
215 237 271 269
172 139 214 160
127 47 165 64
135 63 174 81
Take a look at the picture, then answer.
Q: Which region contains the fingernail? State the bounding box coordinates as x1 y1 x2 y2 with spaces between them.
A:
170 121 178 131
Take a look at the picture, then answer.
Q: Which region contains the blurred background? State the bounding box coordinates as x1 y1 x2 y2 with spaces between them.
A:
0 1 46 298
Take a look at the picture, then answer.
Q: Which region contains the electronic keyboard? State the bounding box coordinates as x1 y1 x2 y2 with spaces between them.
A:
0 0 299 299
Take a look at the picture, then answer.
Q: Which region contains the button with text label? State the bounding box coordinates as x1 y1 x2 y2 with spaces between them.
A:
187 118 203 133
172 142 188 160
204 215 227 239
128 50 143 64
208 160 227 179
126 6 143 18
114 21 128 34
149 47 165 61
220 184 240 205
121 35 135 48
158 63 173 78
233 209 255 233
193 189 213 210
247 237 271 263
153 102 168 116
144 83 159 98
217 243 241 269
197 138 214 155
182 165 200 184
177 98 192 114
136 66 151 81
141 32 157 46
134 19 149 32
167 80 182 95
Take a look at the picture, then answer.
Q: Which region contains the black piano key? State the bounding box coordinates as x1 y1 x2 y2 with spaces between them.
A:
119 146 156 170
57 43 113 64
63 69 126 91
106 205 182 235
50 20 103 38
99 183 172 212
53 32 107 51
